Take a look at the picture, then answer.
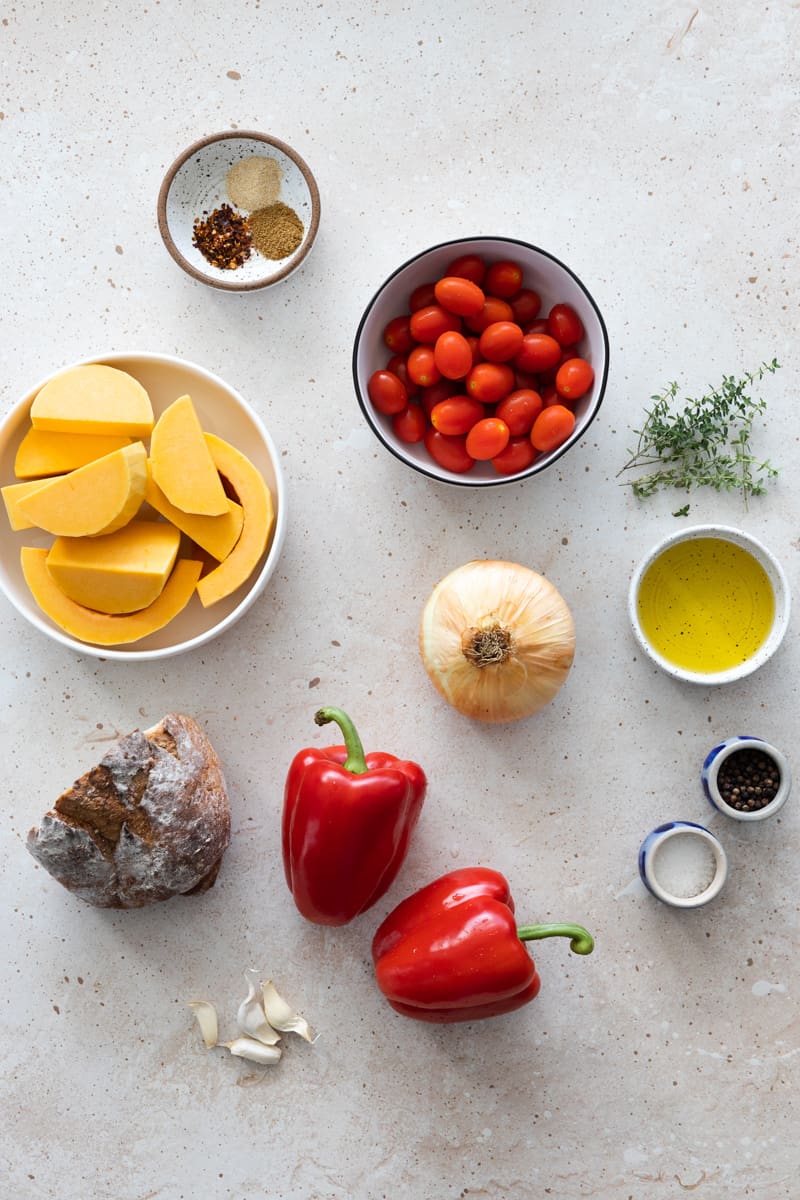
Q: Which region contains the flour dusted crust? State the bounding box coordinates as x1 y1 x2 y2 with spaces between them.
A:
26 713 230 908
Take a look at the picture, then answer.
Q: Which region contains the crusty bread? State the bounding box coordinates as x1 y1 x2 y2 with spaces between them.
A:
26 713 230 908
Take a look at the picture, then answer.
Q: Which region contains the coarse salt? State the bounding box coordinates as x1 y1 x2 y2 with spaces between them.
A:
652 833 717 898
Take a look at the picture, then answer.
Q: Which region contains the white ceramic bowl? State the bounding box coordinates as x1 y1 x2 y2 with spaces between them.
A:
0 352 287 661
352 236 609 487
702 736 791 821
629 524 790 685
157 131 320 291
638 821 728 909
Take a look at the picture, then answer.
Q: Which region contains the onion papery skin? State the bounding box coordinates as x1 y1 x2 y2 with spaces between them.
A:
419 560 576 723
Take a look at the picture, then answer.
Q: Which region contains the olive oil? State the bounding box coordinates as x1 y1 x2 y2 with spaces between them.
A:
637 537 774 673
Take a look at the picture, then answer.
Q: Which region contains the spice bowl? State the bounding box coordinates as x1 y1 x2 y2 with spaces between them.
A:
638 821 728 909
629 524 791 685
157 131 321 291
702 736 791 822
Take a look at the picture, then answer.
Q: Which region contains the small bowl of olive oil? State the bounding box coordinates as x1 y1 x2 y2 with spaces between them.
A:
629 525 790 685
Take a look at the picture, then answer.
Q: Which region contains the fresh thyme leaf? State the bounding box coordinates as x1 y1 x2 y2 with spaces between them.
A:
672 504 691 517
618 360 780 505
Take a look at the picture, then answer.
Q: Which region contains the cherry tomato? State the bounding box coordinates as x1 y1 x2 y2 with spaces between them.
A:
515 332 562 374
510 288 542 325
367 369 407 415
433 330 473 380
465 334 483 366
495 389 543 436
464 296 515 334
523 318 549 335
492 436 540 476
541 383 562 407
419 379 458 416
409 281 437 312
465 362 515 404
430 395 484 436
530 404 576 453
434 276 486 318
466 417 510 461
445 253 486 285
382 315 414 355
409 304 461 344
514 367 540 391
386 354 418 398
424 427 476 473
484 260 524 299
407 345 441 388
392 403 427 444
555 357 594 400
546 303 584 347
478 320 524 363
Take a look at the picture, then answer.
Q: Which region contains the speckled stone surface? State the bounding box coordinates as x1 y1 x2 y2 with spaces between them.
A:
1 3 798 1198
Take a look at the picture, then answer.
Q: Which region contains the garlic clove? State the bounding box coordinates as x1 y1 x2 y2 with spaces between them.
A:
187 999 219 1049
225 1037 282 1065
237 967 281 1045
261 980 317 1043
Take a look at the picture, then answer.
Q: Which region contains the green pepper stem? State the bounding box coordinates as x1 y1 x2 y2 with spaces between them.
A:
314 707 368 775
516 924 594 956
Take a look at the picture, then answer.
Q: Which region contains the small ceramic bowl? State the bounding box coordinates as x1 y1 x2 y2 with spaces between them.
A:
157 131 321 291
0 352 287 660
629 524 790 685
702 736 791 821
638 821 728 909
352 236 609 487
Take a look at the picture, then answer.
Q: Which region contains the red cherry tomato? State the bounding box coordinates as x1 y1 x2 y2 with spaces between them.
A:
510 288 542 325
530 404 576 453
434 276 486 318
514 367 540 391
382 315 414 355
541 383 562 407
433 330 473 380
424 427 476 473
465 334 483 366
430 395 484 436
492 436 540 475
409 304 461 344
367 369 408 415
465 417 510 461
419 379 458 416
465 362 515 404
464 296 515 334
555 357 594 400
407 345 441 388
445 254 486 285
495 389 543 436
386 354 418 398
484 260 524 299
515 332 562 373
523 318 549 335
478 320 524 363
546 303 584 347
409 281 438 312
392 404 427 444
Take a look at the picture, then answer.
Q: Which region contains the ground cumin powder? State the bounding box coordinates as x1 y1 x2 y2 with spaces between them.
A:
249 202 304 259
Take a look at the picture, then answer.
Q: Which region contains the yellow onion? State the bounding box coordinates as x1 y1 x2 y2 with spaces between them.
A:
419 560 576 723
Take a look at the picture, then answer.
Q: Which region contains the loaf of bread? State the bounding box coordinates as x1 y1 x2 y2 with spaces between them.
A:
26 713 230 908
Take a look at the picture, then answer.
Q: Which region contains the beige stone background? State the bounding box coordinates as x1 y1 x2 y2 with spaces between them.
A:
0 2 797 1197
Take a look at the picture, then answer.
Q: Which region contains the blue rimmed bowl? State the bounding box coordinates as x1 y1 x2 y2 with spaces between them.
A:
702 736 791 822
638 821 728 909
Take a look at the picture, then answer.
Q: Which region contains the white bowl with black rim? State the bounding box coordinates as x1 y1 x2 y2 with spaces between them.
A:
352 236 610 487
157 131 321 291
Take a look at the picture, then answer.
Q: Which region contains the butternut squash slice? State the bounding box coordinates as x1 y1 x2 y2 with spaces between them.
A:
15 428 134 479
21 548 202 646
149 395 228 516
30 364 154 437
144 467 244 561
2 477 60 532
45 521 182 614
16 442 148 537
195 433 274 608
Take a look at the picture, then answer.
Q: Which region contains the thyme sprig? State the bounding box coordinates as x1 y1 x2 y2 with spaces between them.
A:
618 360 780 507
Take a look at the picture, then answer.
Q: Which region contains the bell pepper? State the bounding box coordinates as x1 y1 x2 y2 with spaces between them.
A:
372 866 594 1023
282 706 426 926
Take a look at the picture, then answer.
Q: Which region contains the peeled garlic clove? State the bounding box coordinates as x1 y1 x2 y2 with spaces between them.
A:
237 967 281 1045
187 1000 219 1049
262 980 317 1043
225 1037 282 1065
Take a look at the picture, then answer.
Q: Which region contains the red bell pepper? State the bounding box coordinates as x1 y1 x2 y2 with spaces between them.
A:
282 706 426 926
372 867 594 1023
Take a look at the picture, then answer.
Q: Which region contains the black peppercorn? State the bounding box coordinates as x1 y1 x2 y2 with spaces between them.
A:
717 748 780 812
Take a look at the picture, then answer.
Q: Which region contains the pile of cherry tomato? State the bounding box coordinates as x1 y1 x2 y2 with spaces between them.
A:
367 253 594 476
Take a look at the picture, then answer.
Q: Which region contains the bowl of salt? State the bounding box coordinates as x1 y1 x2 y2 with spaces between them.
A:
638 821 728 909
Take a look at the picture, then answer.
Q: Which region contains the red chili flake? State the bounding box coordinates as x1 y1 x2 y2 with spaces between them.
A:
192 204 252 270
